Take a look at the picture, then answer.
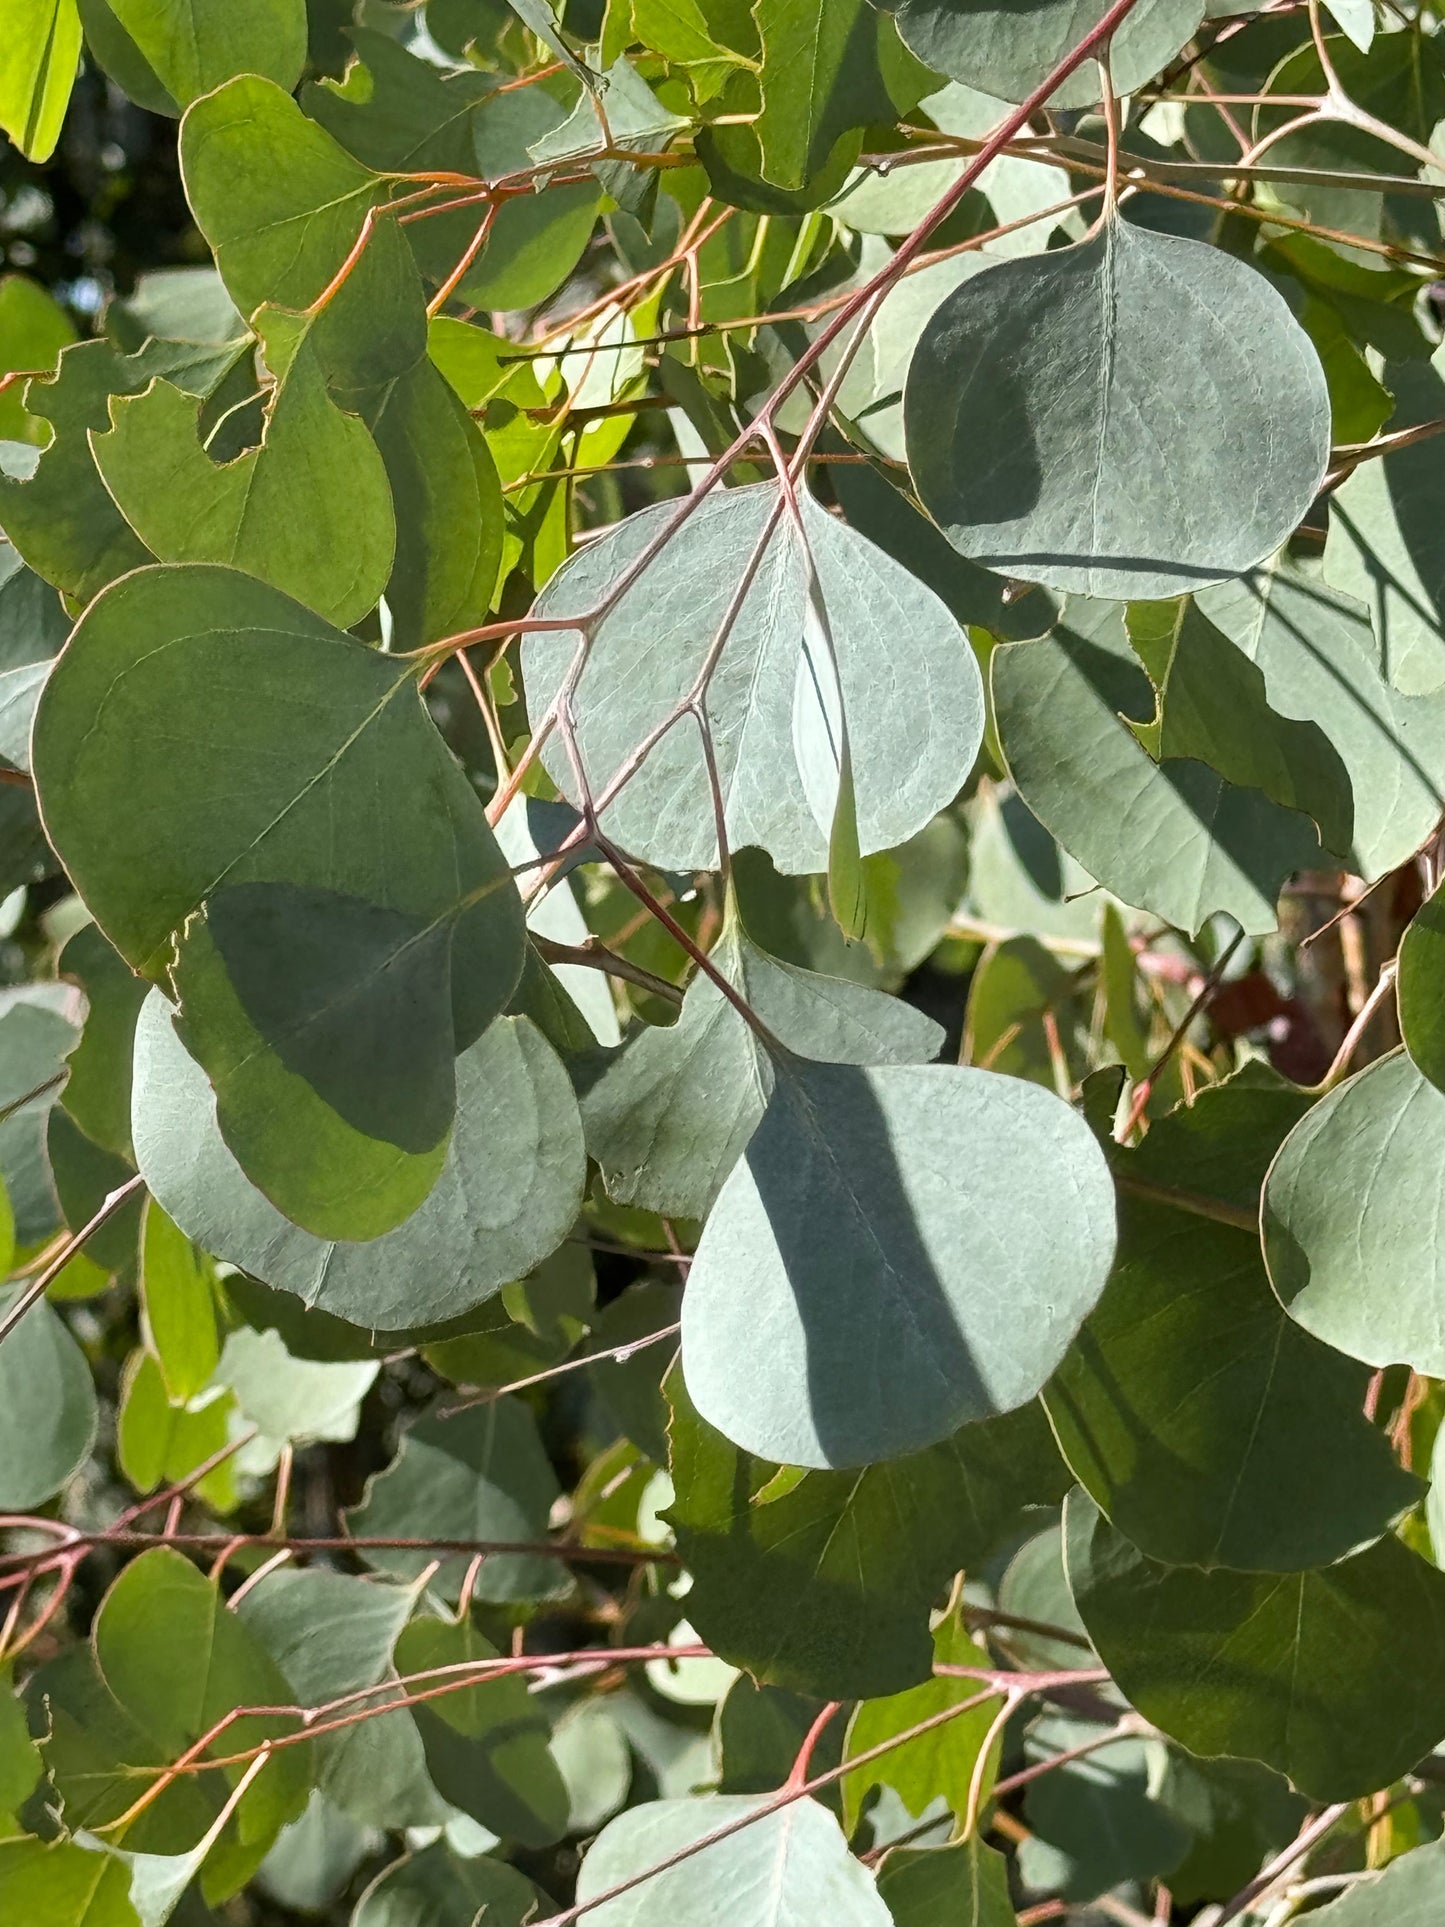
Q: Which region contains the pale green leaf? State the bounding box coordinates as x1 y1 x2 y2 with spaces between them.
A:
0 336 246 600
1399 877 1445 1090
581 914 940 1219
58 924 146 1159
239 1568 443 1831
841 1615 998 1831
993 599 1323 936
0 1837 140 1927
1191 562 1445 880
0 0 81 160
139 1199 219 1403
1304 1835 1445 1923
1263 1049 1445 1374
525 482 984 874
880 0 1202 109
576 1794 893 1927
133 996 584 1329
0 274 75 443
906 215 1330 599
681 1057 1115 1467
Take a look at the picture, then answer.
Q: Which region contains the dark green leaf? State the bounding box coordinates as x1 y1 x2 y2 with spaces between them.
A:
345 1398 565 1603
666 1370 1069 1698
1065 1489 1445 1799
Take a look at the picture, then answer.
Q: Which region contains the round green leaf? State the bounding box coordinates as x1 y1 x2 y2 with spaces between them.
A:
82 1546 311 1864
1065 1489 1445 1800
344 1398 565 1603
681 1058 1116 1467
905 215 1330 599
582 916 941 1220
132 994 584 1331
1046 1126 1421 1571
524 483 984 875
180 76 386 318
79 0 307 116
880 0 1203 108
993 600 1323 936
353 1843 542 1927
0 1288 96 1508
1263 1049 1445 1373
576 1794 893 1927
34 563 524 1240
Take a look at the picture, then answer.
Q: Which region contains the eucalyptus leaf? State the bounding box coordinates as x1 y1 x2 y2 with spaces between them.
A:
524 482 984 875
80 0 307 114
752 0 931 190
345 1398 565 1603
92 344 396 629
1326 353 1445 694
876 1836 1016 1927
239 1569 445 1832
880 0 1203 108
906 215 1331 598
0 0 81 161
0 1288 97 1508
1190 562 1445 880
35 564 524 1240
582 913 940 1218
352 1843 542 1927
0 336 247 600
575 1794 893 1927
395 1612 569 1846
1301 1834 1445 1924
58 923 146 1159
132 995 584 1329
1263 1049 1445 1374
180 77 387 317
45 1547 312 1869
0 544 68 770
681 1057 1115 1467
1399 877 1445 1089
994 599 1324 935
841 1615 999 1830
666 1371 1070 1698
1045 1074 1421 1570
1065 1489 1445 1799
